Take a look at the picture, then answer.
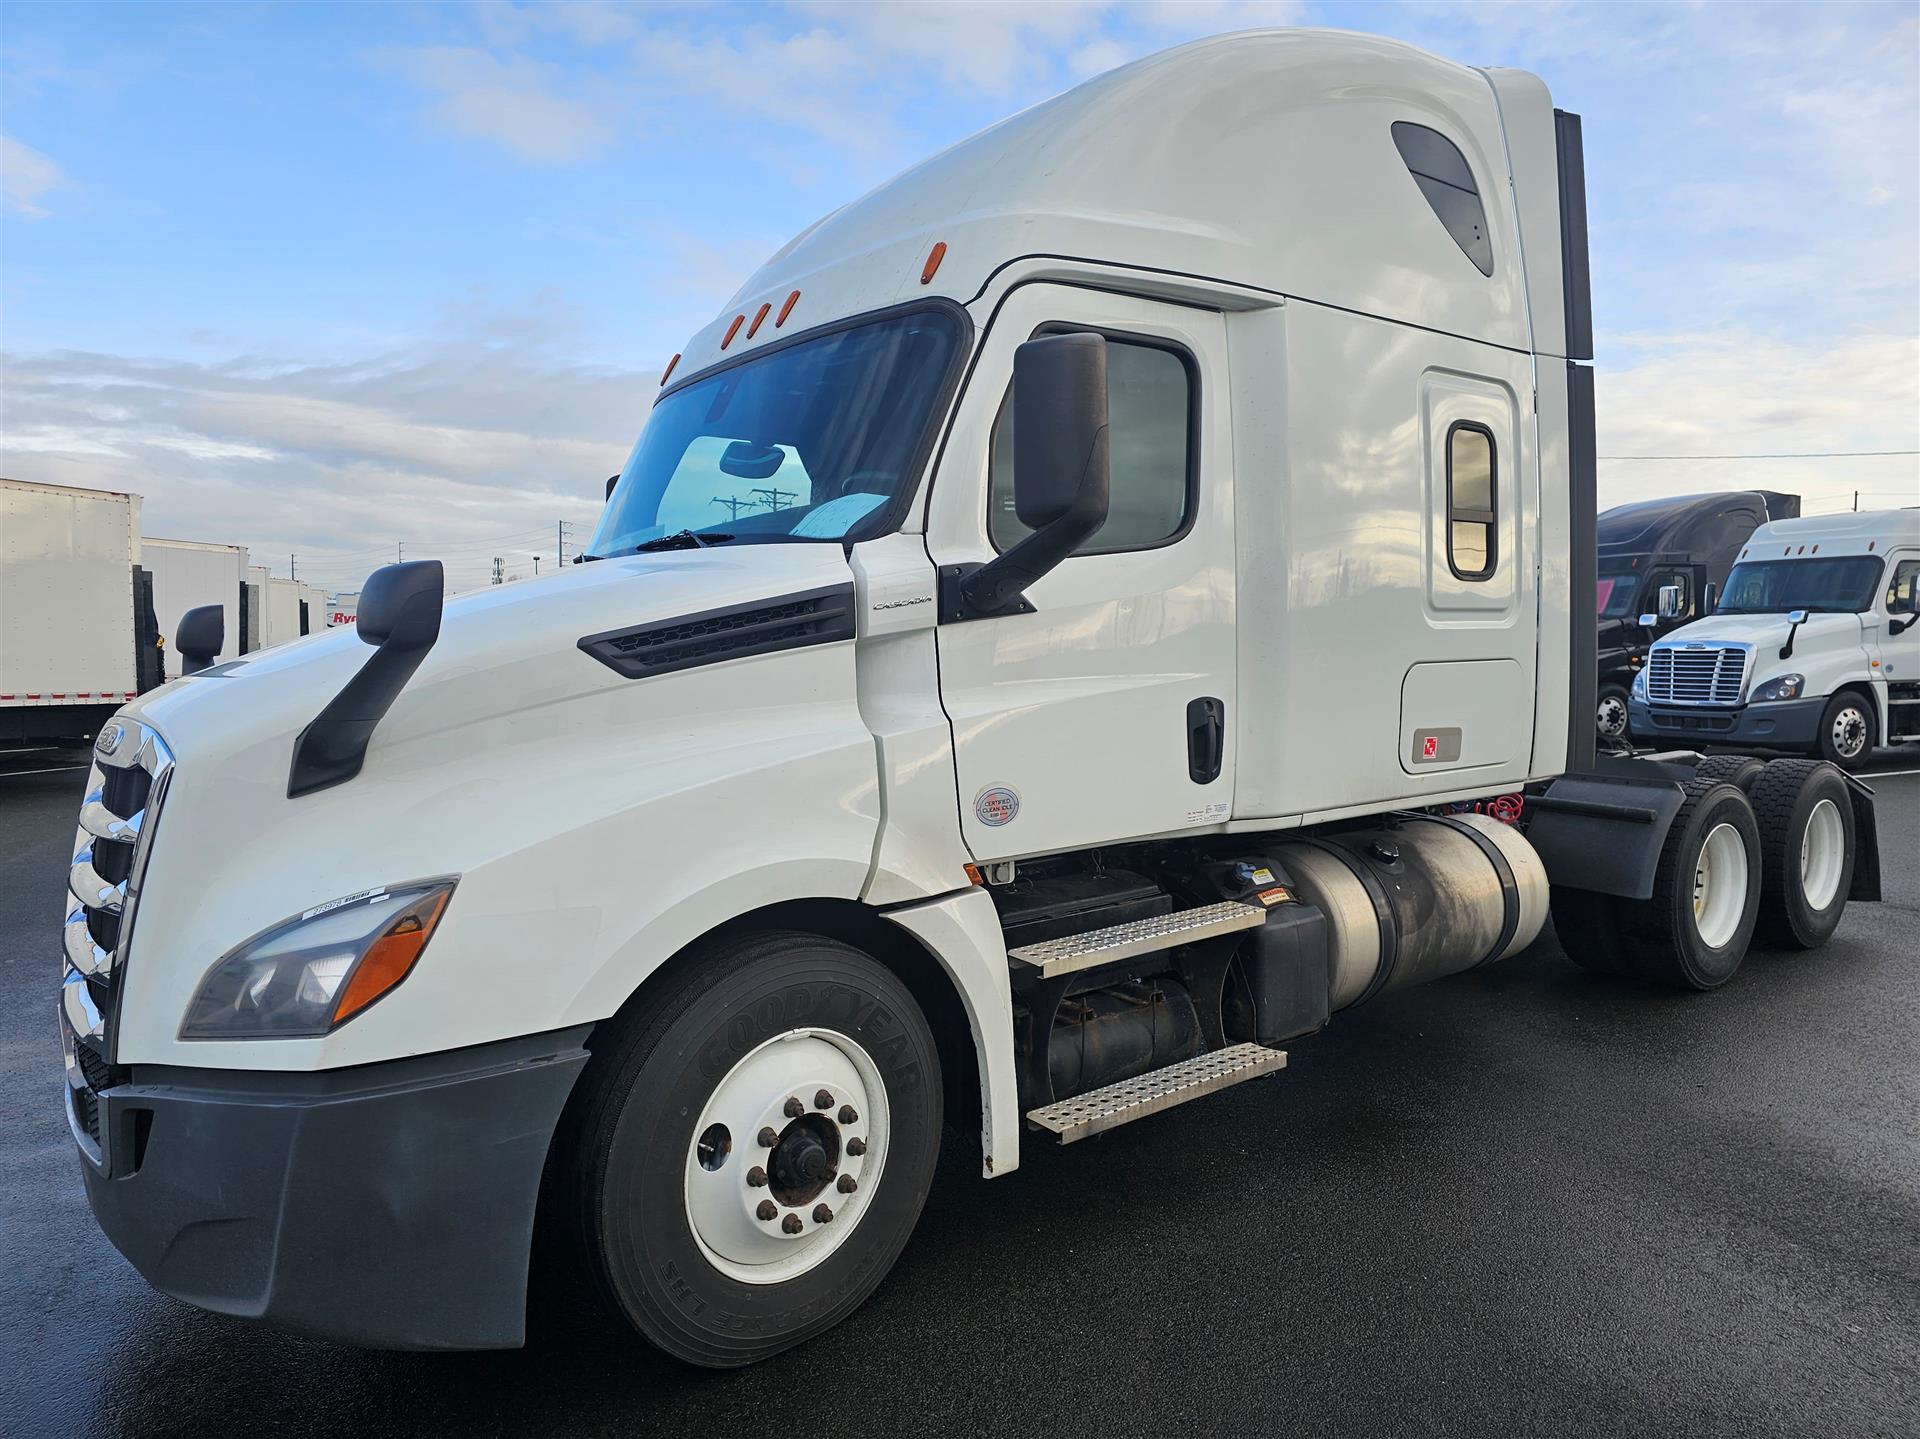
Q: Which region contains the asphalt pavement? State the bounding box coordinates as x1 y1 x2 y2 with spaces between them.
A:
3 747 1916 1438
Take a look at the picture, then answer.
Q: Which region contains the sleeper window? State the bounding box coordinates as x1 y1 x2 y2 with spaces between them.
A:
989 337 1192 552
1446 423 1497 581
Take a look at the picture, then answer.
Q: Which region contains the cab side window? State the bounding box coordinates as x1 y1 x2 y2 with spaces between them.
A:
989 336 1193 553
1889 559 1919 614
1445 422 1497 580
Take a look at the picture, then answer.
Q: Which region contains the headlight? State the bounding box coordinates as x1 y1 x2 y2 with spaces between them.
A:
181 880 455 1039
1631 667 1648 697
1751 673 1805 703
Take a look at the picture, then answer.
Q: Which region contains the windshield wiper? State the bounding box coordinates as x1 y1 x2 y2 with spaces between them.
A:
630 530 737 554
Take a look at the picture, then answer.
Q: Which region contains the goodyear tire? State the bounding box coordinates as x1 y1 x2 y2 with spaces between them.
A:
1749 759 1855 950
1692 754 1765 791
1615 779 1762 990
553 931 941 1367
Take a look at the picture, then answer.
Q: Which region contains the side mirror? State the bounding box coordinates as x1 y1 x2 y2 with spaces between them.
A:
1702 581 1718 613
289 561 445 797
947 333 1110 620
1638 613 1658 628
1657 583 1684 620
1780 608 1809 661
1787 608 1809 626
175 605 224 675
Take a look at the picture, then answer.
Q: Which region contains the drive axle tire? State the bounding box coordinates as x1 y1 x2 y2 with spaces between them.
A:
553 931 942 1368
1615 779 1762 990
1749 759 1855 950
1692 755 1764 791
1815 691 1875 770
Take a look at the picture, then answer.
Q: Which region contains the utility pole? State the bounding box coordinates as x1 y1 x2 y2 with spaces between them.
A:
289 553 296 580
557 520 566 566
533 556 540 575
1854 490 1859 512
491 556 504 586
397 542 404 564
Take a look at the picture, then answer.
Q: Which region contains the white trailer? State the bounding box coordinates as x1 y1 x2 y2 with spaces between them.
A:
142 538 249 679
324 591 359 629
1 478 155 743
56 32 1880 1365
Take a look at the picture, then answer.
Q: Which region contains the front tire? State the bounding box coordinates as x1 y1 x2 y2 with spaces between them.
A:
556 931 942 1368
1815 690 1875 769
1596 683 1631 743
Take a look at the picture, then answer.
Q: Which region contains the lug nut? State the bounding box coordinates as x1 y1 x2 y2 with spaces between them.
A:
837 1174 857 1194
838 1105 858 1125
781 1213 804 1235
746 1166 768 1188
814 1089 834 1110
812 1204 834 1224
757 1199 778 1222
758 1126 780 1149
846 1137 867 1157
784 1096 805 1119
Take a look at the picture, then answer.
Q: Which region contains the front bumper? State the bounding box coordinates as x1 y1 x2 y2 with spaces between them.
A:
1628 693 1825 749
77 1025 591 1349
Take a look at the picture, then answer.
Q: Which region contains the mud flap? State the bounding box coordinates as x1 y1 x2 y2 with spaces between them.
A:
1525 766 1688 900
1841 771 1882 902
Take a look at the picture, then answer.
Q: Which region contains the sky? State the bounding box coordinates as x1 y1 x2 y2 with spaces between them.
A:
2 0 1916 595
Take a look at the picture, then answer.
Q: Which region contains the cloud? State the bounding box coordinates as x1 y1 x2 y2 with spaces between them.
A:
1 134 65 218
380 46 612 163
1597 331 1919 515
0 312 651 591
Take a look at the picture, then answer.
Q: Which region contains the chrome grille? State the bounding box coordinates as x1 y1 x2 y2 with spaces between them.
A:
1645 643 1751 707
60 717 173 1166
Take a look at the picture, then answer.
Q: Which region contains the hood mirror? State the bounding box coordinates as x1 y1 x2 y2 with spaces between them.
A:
1780 609 1809 661
175 605 224 676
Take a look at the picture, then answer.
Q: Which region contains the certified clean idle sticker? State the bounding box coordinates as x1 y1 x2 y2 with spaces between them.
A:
973 785 1020 827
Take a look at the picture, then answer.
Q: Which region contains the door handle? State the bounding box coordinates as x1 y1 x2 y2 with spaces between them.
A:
1187 697 1225 784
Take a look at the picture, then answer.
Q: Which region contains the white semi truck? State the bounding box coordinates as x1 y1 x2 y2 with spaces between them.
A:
61 33 1880 1366
1629 509 1920 766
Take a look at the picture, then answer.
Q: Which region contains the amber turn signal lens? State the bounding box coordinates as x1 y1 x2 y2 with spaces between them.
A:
331 888 452 1025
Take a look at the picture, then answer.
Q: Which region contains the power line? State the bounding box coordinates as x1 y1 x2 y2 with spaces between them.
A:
1599 450 1919 460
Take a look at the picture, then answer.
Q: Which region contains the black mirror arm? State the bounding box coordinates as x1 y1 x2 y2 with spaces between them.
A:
945 429 1110 623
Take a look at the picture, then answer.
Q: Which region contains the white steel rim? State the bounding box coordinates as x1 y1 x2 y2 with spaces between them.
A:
1800 798 1846 912
1596 694 1628 738
683 1027 888 1286
1830 705 1869 760
1692 821 1749 949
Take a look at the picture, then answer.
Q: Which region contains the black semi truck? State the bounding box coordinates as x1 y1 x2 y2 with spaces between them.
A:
1594 490 1800 740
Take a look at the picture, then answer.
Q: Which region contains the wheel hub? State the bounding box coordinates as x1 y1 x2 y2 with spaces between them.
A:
1832 708 1867 759
1597 695 1627 737
682 1028 887 1285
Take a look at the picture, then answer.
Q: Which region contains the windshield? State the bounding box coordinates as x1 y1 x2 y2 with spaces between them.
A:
1596 561 1644 619
587 308 963 557
1715 556 1883 615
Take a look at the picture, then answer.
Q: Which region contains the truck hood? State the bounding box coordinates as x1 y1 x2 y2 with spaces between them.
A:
122 543 859 772
1656 612 1862 655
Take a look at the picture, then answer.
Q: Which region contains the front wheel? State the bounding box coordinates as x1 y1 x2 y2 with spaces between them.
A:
1815 691 1875 769
1596 683 1631 742
554 931 942 1367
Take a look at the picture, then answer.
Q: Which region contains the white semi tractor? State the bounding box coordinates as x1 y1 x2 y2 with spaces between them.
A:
61 32 1880 1366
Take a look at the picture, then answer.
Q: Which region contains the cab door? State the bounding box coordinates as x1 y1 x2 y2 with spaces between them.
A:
926 286 1235 862
1875 551 1920 693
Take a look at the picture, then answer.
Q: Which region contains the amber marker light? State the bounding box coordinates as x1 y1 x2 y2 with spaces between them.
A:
747 301 773 338
331 887 453 1026
661 353 680 385
776 290 800 327
921 241 947 285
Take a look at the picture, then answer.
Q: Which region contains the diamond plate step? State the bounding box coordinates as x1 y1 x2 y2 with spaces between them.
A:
1006 900 1266 979
1026 1042 1288 1144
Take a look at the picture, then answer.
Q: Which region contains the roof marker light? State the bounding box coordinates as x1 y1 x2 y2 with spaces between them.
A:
776 290 800 327
660 353 680 386
721 315 745 349
920 241 947 285
747 301 773 339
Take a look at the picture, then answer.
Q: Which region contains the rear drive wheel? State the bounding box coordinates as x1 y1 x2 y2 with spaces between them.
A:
1692 754 1765 791
1596 684 1631 743
1615 779 1762 990
1815 691 1875 769
1749 759 1855 949
554 931 942 1367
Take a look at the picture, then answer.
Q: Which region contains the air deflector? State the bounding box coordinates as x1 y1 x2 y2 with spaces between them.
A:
1392 122 1494 277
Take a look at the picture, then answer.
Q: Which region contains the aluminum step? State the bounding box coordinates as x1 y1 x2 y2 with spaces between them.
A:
1006 900 1266 979
1026 1042 1288 1143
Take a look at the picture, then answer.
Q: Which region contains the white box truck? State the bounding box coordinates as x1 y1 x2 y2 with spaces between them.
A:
142 538 249 680
57 32 1881 1366
1630 508 1920 765
1 478 161 744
